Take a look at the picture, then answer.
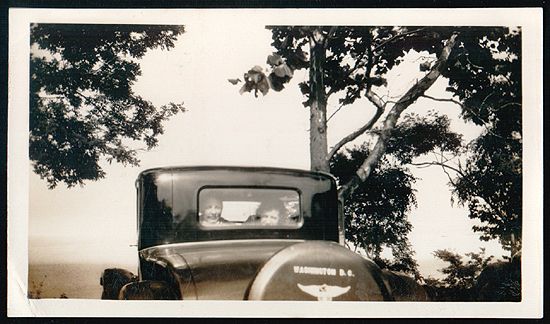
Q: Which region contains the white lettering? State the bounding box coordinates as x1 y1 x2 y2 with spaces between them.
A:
292 265 337 276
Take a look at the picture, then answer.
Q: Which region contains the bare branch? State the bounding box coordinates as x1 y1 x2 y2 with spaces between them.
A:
479 91 497 111
411 156 509 224
410 158 464 190
440 165 457 186
344 240 352 250
497 102 522 110
410 161 466 177
413 55 437 63
372 27 427 52
421 94 463 106
365 89 385 109
325 26 339 45
327 90 385 160
465 54 485 70
421 94 519 140
326 103 345 123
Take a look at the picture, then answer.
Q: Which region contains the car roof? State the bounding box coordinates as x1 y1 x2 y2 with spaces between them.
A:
138 165 337 182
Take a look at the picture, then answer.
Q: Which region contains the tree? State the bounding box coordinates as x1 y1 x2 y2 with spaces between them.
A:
474 251 521 301
330 112 462 277
413 28 522 256
423 248 494 301
237 26 461 197
30 24 186 188
449 29 522 256
331 145 419 276
433 248 494 290
455 130 522 257
235 26 521 266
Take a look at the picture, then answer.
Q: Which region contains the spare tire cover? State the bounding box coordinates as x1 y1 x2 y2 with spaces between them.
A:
246 241 391 301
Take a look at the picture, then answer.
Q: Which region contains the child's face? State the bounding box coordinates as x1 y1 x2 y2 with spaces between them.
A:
203 199 222 223
260 209 280 225
284 201 299 214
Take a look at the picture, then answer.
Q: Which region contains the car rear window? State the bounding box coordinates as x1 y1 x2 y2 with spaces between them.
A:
198 188 301 228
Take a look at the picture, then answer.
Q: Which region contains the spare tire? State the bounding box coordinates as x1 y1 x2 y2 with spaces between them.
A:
245 241 392 301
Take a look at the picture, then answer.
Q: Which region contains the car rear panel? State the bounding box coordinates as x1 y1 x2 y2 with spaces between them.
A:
140 239 302 300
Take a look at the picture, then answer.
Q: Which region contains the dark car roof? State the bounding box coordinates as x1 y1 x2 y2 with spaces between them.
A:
136 166 340 249
138 165 337 181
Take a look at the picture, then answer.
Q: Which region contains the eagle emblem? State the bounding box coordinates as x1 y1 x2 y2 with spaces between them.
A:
297 283 351 301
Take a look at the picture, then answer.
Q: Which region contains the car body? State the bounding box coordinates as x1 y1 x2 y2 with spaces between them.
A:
100 166 429 301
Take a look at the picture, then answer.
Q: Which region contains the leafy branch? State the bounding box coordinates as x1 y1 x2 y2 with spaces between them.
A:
338 33 459 200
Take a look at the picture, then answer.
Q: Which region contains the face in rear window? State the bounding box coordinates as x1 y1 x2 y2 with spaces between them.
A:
198 188 301 228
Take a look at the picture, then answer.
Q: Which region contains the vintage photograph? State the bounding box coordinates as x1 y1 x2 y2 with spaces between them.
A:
8 8 543 317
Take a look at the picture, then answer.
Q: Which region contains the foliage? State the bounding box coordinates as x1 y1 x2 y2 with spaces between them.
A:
443 28 522 254
423 248 494 301
331 146 419 277
475 252 521 301
238 26 460 102
453 133 522 254
385 111 463 163
330 112 462 278
430 248 494 290
443 27 521 126
424 248 520 301
30 24 186 188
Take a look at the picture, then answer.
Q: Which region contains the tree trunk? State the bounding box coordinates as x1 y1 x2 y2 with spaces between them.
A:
309 33 329 173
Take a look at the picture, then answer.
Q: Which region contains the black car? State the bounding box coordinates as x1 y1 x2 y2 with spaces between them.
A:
100 166 429 301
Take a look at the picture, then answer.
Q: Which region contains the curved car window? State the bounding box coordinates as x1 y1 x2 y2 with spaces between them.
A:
198 188 301 228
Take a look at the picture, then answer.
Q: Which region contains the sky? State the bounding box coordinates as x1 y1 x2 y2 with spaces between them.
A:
25 18 511 280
